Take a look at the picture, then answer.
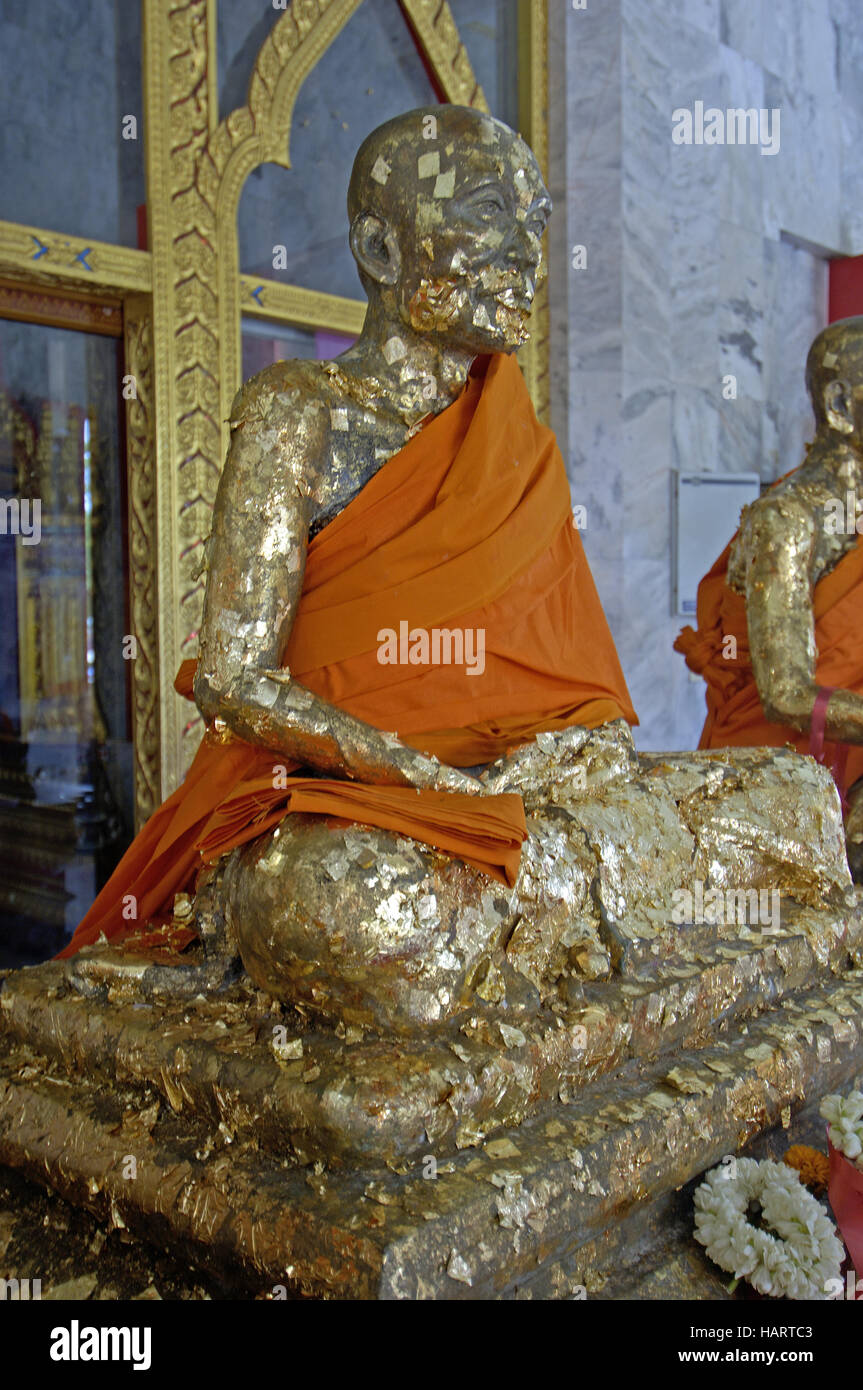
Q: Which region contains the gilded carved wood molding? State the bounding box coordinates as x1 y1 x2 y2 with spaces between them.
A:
0 218 151 295
399 0 489 110
518 0 550 424
124 295 161 828
210 0 365 463
0 278 123 338
144 0 368 792
239 275 366 336
143 0 214 793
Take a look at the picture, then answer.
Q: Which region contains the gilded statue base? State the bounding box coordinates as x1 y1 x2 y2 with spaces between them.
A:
2 899 860 1166
1 903 862 1297
3 728 863 1296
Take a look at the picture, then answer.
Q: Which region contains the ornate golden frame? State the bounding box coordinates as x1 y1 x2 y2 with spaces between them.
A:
0 226 160 828
0 0 549 814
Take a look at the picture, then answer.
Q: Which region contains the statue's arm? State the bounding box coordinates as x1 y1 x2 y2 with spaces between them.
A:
193 378 478 792
744 502 863 742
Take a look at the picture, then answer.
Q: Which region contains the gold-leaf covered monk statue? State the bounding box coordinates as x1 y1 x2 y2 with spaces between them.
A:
62 110 855 1036
676 318 863 878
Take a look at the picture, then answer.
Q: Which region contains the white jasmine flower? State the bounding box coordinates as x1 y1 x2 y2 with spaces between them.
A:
693 1156 844 1299
820 1090 863 1167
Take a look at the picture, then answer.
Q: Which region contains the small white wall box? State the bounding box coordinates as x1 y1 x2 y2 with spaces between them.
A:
673 472 762 617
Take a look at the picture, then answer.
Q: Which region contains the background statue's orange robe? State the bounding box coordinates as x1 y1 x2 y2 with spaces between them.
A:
61 352 636 957
675 508 863 798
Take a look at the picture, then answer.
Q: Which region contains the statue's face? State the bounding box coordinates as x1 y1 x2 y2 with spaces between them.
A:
395 122 551 354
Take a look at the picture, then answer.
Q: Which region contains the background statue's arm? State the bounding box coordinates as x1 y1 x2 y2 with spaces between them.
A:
193 384 478 792
744 503 863 742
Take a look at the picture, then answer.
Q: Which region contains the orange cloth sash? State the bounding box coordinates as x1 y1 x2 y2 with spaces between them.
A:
674 487 863 797
61 352 635 958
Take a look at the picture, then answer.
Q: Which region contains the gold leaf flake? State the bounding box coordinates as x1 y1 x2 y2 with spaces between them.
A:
485 1137 520 1159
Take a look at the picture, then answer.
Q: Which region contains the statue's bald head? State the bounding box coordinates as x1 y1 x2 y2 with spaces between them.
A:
806 317 863 434
348 106 532 225
345 106 550 353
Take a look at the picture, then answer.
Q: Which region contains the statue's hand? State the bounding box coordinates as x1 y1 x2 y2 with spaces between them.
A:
768 685 863 746
431 763 485 795
835 694 863 744
396 747 483 795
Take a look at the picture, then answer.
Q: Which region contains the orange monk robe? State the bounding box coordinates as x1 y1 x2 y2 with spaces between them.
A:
61 352 636 958
675 509 863 799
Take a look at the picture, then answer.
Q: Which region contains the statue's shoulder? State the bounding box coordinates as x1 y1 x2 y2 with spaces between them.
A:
738 483 818 536
228 359 329 432
728 485 817 591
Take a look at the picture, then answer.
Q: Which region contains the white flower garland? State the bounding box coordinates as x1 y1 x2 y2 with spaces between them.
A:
693 1157 844 1299
820 1090 863 1166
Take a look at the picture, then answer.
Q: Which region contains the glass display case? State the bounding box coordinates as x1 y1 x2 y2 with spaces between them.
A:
0 311 132 962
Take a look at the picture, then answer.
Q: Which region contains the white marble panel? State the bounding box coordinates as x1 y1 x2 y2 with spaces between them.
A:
719 0 764 66
717 390 763 477
565 0 622 107
717 45 766 234
568 181 622 373
763 236 827 478
838 108 863 252
621 197 672 380
622 3 674 174
718 219 766 402
831 0 863 126
670 205 722 389
621 375 673 569
567 87 622 180
566 370 623 520
761 74 842 252
672 387 721 474
761 0 836 95
549 0 863 751
664 0 721 40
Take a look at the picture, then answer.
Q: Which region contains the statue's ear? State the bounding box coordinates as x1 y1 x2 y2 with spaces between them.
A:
824 378 855 435
350 212 401 288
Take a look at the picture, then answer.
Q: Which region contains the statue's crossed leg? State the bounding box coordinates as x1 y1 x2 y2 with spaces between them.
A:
222 725 854 1036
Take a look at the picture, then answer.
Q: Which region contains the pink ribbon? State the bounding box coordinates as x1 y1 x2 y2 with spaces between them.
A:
829 1137 863 1296
809 686 850 812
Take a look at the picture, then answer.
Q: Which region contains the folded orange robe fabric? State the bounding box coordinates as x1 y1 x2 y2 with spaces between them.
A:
674 488 863 798
61 351 635 958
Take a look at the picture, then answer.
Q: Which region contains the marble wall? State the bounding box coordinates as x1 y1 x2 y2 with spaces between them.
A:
548 0 862 750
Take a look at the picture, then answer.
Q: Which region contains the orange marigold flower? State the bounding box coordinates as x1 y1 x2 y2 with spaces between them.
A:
784 1144 830 1194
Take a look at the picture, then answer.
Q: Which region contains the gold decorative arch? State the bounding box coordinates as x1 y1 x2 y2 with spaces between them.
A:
210 0 365 457
0 0 548 810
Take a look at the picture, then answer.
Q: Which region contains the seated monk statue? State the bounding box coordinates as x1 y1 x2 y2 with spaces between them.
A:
675 317 863 879
59 109 855 1036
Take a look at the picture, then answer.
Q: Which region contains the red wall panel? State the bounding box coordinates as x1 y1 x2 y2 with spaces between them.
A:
829 254 863 322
